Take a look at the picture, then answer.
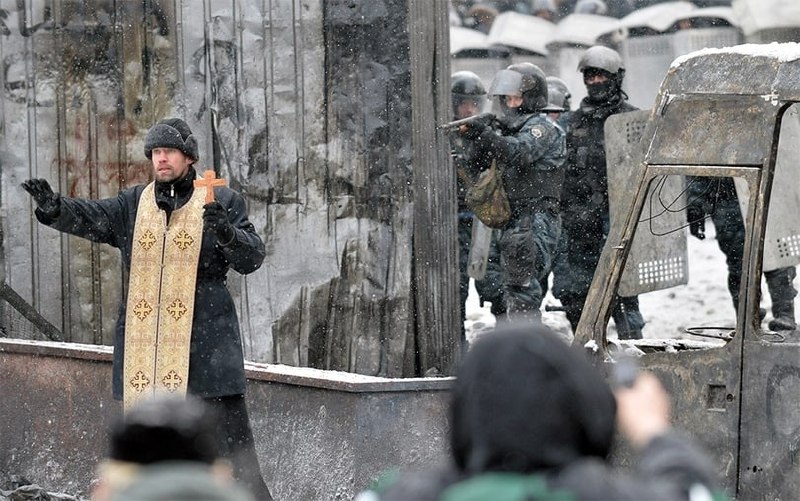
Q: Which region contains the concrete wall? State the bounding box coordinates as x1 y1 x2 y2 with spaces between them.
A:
0 339 452 500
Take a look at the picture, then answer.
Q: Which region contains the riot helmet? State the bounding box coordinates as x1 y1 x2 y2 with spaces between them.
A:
541 84 566 113
578 45 625 105
451 70 488 119
574 0 608 15
546 76 572 110
489 62 548 115
531 0 557 20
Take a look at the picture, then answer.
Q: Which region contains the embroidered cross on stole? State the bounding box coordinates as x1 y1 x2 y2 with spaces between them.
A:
123 182 205 410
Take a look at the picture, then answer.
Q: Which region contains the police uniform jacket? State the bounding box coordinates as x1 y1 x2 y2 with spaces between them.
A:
490 112 566 214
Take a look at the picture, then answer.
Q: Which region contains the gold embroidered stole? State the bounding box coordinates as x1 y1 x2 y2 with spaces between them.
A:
123 183 205 410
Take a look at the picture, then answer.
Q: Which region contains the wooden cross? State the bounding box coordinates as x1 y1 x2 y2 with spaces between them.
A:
193 169 227 203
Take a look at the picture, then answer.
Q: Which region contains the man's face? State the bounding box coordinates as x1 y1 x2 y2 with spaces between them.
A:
501 94 524 109
583 68 610 86
456 98 481 120
151 148 193 182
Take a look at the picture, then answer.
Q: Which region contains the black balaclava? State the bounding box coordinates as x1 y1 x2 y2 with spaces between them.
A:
583 67 621 106
450 323 617 474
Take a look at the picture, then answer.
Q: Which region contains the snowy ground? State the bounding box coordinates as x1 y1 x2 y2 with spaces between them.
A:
465 225 788 343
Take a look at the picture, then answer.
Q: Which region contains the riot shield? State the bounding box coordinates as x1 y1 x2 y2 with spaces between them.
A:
485 12 555 57
450 26 488 55
733 0 800 37
545 45 587 107
544 13 620 102
450 26 511 93
735 103 800 271
605 110 689 296
619 34 674 109
468 216 492 280
616 5 741 110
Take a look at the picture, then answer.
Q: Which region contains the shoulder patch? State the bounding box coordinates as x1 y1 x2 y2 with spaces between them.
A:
530 125 545 139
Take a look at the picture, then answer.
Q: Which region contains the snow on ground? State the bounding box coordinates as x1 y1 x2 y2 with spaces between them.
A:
465 225 789 344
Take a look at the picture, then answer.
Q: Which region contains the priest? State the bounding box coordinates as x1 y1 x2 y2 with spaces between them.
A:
22 118 273 500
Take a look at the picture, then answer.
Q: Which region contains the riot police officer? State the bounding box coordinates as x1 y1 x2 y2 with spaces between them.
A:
459 63 566 321
556 45 645 339
450 71 506 333
545 76 573 131
687 176 797 330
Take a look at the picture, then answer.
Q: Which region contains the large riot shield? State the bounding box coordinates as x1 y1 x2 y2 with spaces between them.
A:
733 0 800 38
544 13 620 106
619 34 674 110
485 12 554 58
612 2 695 109
617 4 741 110
672 26 741 64
450 26 510 93
606 110 689 296
735 102 800 271
546 45 587 106
467 217 492 280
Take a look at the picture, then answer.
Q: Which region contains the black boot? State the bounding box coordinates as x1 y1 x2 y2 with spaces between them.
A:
768 300 796 331
613 296 644 340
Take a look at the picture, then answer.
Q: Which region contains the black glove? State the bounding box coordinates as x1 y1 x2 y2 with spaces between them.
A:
461 120 489 140
22 178 61 217
459 113 496 140
203 201 235 244
686 204 705 240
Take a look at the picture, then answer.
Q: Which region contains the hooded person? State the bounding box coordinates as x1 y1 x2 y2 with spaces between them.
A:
22 117 273 500
363 323 725 500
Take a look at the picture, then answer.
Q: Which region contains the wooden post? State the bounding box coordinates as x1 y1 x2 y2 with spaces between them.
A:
316 0 460 376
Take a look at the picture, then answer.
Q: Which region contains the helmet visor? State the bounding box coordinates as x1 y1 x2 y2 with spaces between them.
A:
489 70 523 97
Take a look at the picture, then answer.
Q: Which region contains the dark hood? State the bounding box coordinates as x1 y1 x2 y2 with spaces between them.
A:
450 323 617 475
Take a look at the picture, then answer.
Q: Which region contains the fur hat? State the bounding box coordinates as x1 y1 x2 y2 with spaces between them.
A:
144 118 199 161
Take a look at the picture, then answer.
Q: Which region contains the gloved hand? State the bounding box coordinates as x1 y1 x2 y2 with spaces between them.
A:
686 204 705 240
474 127 508 159
22 178 61 217
459 113 495 140
461 120 489 140
203 201 235 244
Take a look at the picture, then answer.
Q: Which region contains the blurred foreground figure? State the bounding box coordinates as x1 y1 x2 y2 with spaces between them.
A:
360 323 727 500
92 394 255 501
